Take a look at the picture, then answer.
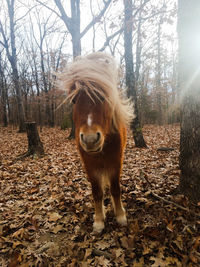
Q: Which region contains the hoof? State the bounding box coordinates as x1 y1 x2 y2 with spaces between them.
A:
93 221 104 233
116 214 127 226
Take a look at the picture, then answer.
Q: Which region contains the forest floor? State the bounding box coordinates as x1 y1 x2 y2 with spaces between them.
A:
0 125 199 267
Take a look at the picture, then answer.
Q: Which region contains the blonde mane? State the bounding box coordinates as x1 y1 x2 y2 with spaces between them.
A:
60 52 134 130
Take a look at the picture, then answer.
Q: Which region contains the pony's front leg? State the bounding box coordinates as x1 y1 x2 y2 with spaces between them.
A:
110 176 127 226
91 180 105 233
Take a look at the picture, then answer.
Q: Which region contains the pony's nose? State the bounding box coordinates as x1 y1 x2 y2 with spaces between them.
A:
80 132 101 146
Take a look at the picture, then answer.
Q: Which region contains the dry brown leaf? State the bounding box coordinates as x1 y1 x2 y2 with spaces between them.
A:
132 257 145 267
193 236 200 250
12 228 25 239
51 224 63 234
28 187 39 194
48 212 62 222
167 220 174 232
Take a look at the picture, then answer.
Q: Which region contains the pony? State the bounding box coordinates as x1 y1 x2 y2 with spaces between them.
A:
60 52 134 233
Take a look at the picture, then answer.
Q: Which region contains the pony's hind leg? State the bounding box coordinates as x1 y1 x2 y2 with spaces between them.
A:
91 179 105 233
110 176 127 226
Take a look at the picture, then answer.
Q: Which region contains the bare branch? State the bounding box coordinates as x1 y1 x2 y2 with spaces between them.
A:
0 20 10 52
132 0 151 18
15 4 37 23
140 9 173 22
35 0 62 20
0 40 6 48
80 0 112 38
98 27 124 52
53 0 72 33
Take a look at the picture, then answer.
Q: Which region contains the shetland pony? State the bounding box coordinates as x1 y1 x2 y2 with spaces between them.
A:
61 52 134 232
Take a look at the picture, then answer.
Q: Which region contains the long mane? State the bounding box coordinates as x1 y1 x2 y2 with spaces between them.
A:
60 52 134 130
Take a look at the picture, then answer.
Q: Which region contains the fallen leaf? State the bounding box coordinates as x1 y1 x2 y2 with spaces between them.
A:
12 228 25 239
51 224 63 234
167 220 174 232
48 212 62 222
193 236 200 250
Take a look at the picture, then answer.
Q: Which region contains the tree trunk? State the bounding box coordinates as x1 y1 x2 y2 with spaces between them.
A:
71 0 81 59
2 0 26 132
40 46 51 126
178 0 200 202
156 19 162 125
12 64 26 132
123 0 147 148
33 55 42 128
0 64 8 127
1 86 8 127
2 102 8 127
68 114 75 140
68 0 81 138
25 122 44 157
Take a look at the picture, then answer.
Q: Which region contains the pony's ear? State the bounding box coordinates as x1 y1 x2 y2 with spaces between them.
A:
70 84 76 92
99 92 105 102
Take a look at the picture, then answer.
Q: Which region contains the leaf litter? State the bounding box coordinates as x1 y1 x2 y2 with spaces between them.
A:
0 125 199 266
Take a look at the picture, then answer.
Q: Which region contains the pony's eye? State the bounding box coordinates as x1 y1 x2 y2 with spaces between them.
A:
80 133 84 142
72 94 78 104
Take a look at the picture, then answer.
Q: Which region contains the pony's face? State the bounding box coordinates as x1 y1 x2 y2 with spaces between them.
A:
73 91 112 154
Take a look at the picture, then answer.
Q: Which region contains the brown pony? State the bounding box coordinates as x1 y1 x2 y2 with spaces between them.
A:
61 52 134 232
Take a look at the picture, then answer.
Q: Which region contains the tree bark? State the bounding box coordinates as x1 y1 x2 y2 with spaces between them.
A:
178 0 200 202
26 122 44 156
68 0 81 137
68 113 75 140
123 0 147 148
15 122 44 160
156 18 162 125
19 122 44 159
0 53 8 127
1 84 8 127
0 0 26 132
8 0 26 132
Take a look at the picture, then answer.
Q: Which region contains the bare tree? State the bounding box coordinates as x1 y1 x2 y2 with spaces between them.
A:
154 2 168 125
29 9 58 126
25 33 42 127
0 50 8 126
155 16 162 125
0 0 26 132
36 0 112 58
123 0 147 148
178 0 200 202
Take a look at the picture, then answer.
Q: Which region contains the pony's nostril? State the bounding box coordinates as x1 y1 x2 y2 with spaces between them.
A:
96 132 101 142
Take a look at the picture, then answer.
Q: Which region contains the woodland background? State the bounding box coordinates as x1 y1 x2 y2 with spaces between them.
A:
0 0 177 128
